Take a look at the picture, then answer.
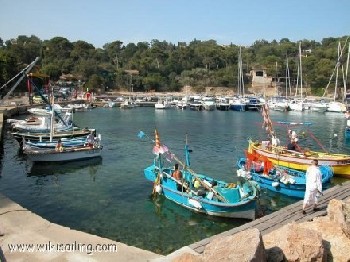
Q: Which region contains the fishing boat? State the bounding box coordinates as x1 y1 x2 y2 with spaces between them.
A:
250 104 350 178
23 130 102 162
23 143 102 162
236 157 333 198
10 111 74 133
142 130 259 220
22 95 103 162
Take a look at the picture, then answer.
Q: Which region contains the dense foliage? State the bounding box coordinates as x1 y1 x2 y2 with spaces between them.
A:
0 35 349 96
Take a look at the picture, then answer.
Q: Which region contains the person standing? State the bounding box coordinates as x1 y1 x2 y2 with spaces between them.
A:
302 159 322 214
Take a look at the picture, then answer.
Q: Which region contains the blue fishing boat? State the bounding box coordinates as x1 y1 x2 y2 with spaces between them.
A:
236 157 333 198
142 130 259 220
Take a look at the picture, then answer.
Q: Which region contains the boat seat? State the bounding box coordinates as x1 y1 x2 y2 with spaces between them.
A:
215 187 241 202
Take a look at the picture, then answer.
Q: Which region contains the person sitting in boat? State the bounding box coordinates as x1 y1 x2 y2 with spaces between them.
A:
287 138 297 151
86 132 95 148
172 163 184 191
287 138 301 152
55 139 63 152
172 163 183 180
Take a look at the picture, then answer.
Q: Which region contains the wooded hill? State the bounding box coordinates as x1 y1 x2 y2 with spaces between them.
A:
0 35 349 97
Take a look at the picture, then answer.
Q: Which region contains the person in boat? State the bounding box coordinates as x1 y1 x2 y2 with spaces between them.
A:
172 163 184 191
287 138 300 151
55 139 63 152
302 159 322 214
172 163 183 180
86 132 95 148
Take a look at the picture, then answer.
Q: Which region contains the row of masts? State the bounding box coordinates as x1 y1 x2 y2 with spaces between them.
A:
282 40 350 101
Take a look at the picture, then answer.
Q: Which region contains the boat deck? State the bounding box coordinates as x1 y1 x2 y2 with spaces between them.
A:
189 181 350 253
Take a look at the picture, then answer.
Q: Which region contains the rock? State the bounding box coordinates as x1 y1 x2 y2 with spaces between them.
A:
203 228 266 262
327 198 350 238
172 253 203 262
263 222 326 262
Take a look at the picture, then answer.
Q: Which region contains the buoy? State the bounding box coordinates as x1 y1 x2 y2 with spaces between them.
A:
155 184 162 193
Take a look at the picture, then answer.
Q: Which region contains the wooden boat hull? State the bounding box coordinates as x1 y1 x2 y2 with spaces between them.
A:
144 164 257 220
24 146 102 162
250 142 350 178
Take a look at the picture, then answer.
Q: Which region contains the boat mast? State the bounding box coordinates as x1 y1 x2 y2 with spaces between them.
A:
237 46 245 96
285 55 291 98
299 42 303 99
345 42 350 99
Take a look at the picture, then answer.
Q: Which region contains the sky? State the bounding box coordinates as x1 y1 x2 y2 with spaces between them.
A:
0 0 349 48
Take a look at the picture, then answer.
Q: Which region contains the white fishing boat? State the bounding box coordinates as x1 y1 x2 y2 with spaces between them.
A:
120 99 135 109
201 96 216 111
11 111 74 133
155 98 171 109
24 144 102 162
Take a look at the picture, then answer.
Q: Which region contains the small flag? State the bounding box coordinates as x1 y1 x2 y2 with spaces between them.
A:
155 129 160 147
137 131 146 139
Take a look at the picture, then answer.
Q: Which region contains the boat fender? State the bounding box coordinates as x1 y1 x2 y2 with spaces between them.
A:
237 169 244 177
272 181 280 187
155 184 162 194
188 199 202 209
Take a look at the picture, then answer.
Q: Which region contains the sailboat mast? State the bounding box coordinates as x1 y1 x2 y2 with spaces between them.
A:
345 43 350 98
334 42 340 101
237 46 244 96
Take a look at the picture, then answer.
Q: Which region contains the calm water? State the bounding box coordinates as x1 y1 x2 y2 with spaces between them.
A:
0 107 349 254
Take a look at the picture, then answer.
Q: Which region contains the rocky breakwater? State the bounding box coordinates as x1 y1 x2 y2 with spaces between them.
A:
169 198 350 262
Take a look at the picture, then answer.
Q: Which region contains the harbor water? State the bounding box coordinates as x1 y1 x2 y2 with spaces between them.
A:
0 107 349 254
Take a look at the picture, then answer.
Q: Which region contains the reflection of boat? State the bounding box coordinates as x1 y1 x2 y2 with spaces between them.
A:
143 130 259 220
236 157 333 198
27 157 102 176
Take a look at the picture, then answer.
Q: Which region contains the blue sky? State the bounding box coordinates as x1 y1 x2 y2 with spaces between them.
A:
1 0 349 48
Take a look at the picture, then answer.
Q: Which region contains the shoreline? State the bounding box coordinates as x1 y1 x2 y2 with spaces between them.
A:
0 193 162 261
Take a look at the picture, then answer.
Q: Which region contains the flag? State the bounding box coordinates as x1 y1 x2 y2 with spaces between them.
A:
155 129 160 147
137 130 146 139
152 129 168 155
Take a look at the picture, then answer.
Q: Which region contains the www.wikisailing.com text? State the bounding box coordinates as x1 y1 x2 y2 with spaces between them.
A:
7 241 118 255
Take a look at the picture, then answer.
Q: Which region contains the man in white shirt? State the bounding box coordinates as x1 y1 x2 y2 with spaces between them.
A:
302 159 322 214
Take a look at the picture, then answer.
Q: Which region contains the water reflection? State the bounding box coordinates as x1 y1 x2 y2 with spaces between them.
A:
27 157 102 179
